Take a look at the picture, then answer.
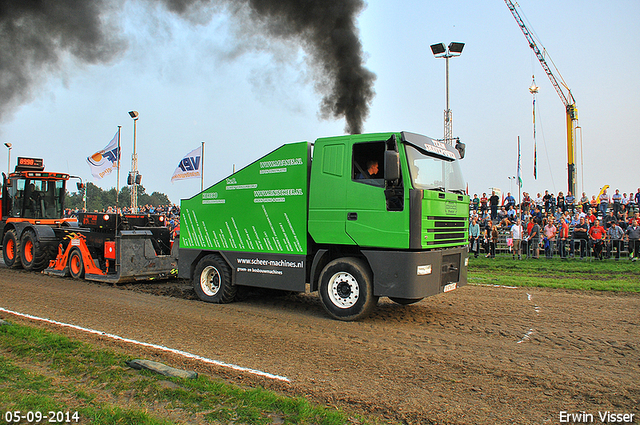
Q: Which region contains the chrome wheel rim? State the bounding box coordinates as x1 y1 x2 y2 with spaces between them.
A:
328 271 359 308
200 265 221 296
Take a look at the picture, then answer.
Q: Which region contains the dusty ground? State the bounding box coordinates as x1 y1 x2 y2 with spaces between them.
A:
0 266 638 424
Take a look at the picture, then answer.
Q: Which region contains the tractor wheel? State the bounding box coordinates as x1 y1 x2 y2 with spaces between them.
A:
319 257 378 321
2 230 22 269
68 249 85 279
193 255 236 303
20 230 53 272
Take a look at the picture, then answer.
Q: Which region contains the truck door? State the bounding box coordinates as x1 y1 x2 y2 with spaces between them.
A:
346 140 408 249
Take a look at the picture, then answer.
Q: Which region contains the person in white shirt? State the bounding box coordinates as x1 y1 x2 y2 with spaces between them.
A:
510 218 523 260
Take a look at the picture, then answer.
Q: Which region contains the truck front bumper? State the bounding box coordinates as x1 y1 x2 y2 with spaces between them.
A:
362 245 468 299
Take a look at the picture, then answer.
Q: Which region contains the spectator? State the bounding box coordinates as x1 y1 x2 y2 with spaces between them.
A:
480 193 488 214
472 194 480 212
543 218 557 259
599 189 609 218
489 225 499 259
589 219 606 260
489 191 500 221
522 192 532 214
590 195 598 212
607 221 624 260
535 193 544 210
505 192 515 211
580 192 589 213
483 220 493 256
603 210 617 229
528 218 541 259
557 192 565 213
612 189 623 216
586 209 597 226
565 191 575 213
626 218 640 261
629 192 637 215
543 190 552 214
469 217 480 258
511 218 523 260
558 214 570 259
573 217 589 258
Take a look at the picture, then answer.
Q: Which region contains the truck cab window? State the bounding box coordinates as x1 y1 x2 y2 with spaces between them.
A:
352 141 385 187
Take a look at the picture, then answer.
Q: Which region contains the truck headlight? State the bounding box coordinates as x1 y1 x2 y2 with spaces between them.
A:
417 265 432 276
465 257 469 267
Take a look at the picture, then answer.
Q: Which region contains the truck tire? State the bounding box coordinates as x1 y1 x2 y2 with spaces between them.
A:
319 257 378 321
68 249 85 279
389 297 424 305
20 230 53 271
3 230 22 269
193 255 236 303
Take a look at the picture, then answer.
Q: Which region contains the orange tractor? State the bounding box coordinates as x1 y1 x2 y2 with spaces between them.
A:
1 157 79 270
1 158 177 282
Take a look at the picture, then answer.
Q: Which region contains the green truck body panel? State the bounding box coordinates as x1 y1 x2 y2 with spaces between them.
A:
180 142 310 255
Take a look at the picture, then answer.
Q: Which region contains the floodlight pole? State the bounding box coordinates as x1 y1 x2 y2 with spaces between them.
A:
4 143 11 175
129 111 139 212
431 42 464 146
444 54 452 146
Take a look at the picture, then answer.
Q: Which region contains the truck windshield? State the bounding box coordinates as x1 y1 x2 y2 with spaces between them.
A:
405 143 466 194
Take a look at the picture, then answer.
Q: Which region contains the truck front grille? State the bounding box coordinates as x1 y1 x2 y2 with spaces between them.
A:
425 216 468 247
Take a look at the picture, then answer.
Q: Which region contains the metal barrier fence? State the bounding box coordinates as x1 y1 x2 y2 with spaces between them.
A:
470 228 635 260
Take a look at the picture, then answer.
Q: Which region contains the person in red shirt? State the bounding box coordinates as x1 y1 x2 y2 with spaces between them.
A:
589 219 606 259
558 216 570 259
480 193 488 214
586 209 597 225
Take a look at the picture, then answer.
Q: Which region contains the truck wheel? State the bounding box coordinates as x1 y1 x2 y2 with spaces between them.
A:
68 249 85 279
193 255 236 303
2 230 22 269
319 257 378 321
20 230 53 271
389 297 424 305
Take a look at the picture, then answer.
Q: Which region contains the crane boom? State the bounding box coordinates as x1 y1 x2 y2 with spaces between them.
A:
504 0 578 196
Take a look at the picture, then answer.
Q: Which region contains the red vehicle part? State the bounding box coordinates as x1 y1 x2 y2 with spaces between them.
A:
48 234 105 278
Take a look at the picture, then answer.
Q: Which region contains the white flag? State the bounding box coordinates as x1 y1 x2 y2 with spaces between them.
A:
171 146 202 182
87 131 120 179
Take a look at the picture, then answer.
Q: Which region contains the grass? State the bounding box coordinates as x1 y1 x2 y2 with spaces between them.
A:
0 321 392 425
468 256 640 292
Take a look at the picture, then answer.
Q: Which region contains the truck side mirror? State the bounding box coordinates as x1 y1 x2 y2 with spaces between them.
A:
384 150 400 181
455 140 466 159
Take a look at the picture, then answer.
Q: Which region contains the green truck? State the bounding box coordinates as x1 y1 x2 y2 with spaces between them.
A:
178 131 469 320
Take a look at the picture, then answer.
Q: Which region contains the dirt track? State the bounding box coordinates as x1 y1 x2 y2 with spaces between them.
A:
0 266 638 424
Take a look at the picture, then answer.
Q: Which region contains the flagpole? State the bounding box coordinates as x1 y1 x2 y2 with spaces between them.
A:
116 126 121 205
517 136 522 219
201 141 205 193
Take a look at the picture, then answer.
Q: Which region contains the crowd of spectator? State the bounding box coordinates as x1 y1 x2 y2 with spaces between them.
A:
64 204 181 239
469 188 640 261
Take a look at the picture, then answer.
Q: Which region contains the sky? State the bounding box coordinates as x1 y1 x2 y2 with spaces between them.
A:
1 0 639 205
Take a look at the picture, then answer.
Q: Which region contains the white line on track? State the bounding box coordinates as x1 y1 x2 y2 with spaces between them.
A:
0 307 290 383
517 293 541 344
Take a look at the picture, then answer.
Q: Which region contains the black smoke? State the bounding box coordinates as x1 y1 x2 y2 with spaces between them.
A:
0 0 376 134
0 0 124 121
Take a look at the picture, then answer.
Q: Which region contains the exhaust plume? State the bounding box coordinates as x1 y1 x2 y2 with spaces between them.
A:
0 0 376 134
0 0 124 121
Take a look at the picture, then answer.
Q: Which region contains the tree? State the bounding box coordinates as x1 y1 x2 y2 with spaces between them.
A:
65 184 172 212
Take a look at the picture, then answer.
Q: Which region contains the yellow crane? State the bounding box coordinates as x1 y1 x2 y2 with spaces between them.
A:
504 0 579 196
